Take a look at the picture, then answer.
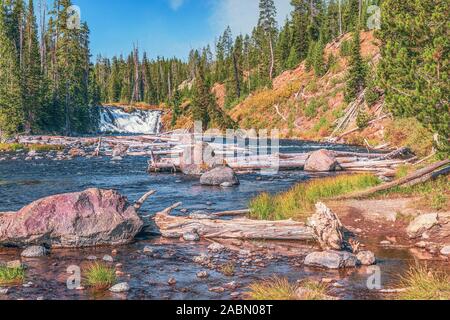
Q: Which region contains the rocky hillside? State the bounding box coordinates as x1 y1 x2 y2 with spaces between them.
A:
229 31 384 143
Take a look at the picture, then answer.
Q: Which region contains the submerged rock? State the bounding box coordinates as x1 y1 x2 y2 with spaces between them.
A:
109 282 130 293
304 150 339 172
0 188 143 248
21 246 49 258
200 166 240 186
304 251 358 269
356 251 376 266
183 231 200 242
406 213 439 239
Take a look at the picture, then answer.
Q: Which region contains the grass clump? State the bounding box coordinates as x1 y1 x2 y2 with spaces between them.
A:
84 263 116 290
398 265 450 300
247 278 331 301
0 266 26 286
0 143 26 152
249 174 381 221
247 277 298 300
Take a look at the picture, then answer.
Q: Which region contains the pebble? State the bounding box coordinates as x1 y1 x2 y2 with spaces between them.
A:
168 277 177 286
103 255 114 262
109 282 130 293
183 232 200 242
21 246 49 258
440 245 450 256
0 288 9 295
197 271 210 279
209 286 225 293
86 255 97 261
208 243 225 252
22 282 33 288
143 246 154 254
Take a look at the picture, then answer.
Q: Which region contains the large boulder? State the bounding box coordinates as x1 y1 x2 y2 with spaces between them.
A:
0 189 143 248
200 166 240 186
304 250 358 269
304 150 339 172
406 213 439 239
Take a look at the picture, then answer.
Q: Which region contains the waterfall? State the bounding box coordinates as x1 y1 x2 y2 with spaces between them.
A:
99 106 162 134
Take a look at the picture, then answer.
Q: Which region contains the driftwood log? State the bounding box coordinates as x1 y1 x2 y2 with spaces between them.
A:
153 202 345 247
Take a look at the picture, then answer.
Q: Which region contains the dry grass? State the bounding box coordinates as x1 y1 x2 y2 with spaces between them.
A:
398 265 450 300
249 174 381 221
247 277 298 300
246 277 331 301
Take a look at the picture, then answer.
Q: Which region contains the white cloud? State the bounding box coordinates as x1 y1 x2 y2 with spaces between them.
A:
209 0 292 37
169 0 185 10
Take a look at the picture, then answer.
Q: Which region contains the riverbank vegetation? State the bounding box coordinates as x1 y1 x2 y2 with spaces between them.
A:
247 277 330 301
249 174 381 221
0 265 26 286
84 263 116 290
398 265 450 300
0 143 63 153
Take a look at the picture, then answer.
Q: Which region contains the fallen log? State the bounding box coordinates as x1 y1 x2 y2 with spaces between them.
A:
154 203 314 241
336 160 450 200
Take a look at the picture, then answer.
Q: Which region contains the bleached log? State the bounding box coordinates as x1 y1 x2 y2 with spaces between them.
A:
154 210 314 241
307 202 345 251
134 190 156 211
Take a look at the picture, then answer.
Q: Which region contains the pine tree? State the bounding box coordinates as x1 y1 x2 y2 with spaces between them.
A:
378 0 449 153
258 0 277 81
22 0 44 133
345 28 366 102
0 1 24 139
191 65 211 130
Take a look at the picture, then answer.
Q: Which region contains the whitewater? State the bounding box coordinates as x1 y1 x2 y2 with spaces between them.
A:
99 106 162 134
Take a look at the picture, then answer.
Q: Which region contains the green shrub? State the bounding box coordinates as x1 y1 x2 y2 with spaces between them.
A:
84 263 116 290
356 110 372 129
340 39 353 57
0 266 25 285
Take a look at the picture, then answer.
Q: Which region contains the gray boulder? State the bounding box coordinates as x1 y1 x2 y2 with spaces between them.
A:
406 213 439 239
356 251 376 266
304 251 358 269
21 246 49 258
200 166 240 186
304 150 339 172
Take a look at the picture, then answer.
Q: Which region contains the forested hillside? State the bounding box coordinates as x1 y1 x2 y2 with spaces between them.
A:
0 0 448 154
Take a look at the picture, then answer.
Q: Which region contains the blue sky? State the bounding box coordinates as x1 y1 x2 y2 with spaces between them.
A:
67 0 293 60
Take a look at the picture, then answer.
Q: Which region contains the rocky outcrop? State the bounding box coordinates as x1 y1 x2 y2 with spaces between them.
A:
200 166 240 186
304 150 339 172
307 202 345 251
0 189 143 248
304 250 358 269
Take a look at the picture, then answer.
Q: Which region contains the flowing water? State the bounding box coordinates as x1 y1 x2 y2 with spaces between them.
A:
0 140 440 300
99 106 162 134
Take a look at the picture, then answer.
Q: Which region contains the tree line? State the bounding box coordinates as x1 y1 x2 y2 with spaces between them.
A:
0 0 99 139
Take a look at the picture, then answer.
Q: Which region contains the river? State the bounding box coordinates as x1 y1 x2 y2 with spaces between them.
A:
0 140 436 300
